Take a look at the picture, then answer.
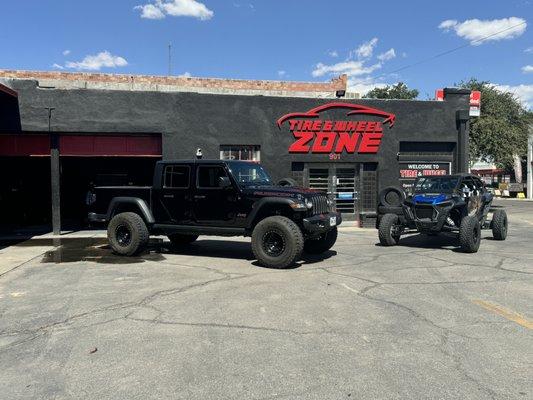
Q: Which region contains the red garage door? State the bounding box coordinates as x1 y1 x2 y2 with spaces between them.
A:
60 134 161 156
0 134 162 157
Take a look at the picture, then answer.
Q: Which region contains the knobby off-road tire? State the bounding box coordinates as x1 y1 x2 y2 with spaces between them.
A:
459 215 481 253
168 234 199 246
378 213 401 246
379 187 405 208
108 212 149 256
304 227 338 254
491 209 508 240
251 216 304 269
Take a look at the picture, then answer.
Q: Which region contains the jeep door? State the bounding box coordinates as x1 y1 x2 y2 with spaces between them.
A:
193 164 237 225
158 164 192 224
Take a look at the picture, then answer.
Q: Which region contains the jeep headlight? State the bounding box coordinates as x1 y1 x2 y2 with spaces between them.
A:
290 200 307 210
305 199 313 209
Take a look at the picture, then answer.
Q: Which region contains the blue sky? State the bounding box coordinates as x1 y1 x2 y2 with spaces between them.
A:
1 0 531 105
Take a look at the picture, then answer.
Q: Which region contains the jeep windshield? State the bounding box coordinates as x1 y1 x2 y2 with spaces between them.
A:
228 162 273 187
413 176 459 194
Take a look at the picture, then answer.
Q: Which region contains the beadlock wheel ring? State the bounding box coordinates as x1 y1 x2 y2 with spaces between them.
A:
115 224 132 247
262 230 286 257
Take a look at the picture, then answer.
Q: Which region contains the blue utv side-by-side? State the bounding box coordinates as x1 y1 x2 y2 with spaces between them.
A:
378 174 508 253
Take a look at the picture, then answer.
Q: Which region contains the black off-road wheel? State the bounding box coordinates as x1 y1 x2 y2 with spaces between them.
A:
304 227 338 254
491 209 508 240
108 212 149 256
378 213 402 246
459 215 481 253
168 233 199 246
251 216 304 269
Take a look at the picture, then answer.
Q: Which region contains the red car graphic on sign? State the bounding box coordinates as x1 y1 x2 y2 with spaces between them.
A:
276 102 396 129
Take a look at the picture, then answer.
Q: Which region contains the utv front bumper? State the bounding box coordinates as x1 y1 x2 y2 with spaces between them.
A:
403 202 454 233
303 212 342 234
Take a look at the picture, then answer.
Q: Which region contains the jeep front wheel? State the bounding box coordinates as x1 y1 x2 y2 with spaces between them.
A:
378 213 402 246
108 212 149 256
459 215 481 253
251 216 304 269
304 227 338 254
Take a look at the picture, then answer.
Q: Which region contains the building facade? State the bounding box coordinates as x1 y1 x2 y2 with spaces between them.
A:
0 71 471 229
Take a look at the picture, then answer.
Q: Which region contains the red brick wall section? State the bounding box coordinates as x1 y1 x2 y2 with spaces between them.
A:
0 70 347 93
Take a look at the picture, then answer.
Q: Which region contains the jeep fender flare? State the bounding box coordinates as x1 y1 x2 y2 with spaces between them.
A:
106 197 155 225
245 197 300 229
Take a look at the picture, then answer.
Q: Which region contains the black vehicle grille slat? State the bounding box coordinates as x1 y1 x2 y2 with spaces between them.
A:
414 205 435 220
311 195 328 215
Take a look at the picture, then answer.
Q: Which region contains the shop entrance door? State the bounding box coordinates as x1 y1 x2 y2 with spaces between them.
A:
305 163 360 221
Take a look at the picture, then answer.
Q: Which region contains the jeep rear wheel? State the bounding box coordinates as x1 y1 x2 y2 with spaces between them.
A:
459 215 481 253
168 233 199 246
378 213 402 246
491 209 508 240
304 227 338 254
251 216 304 269
108 212 149 256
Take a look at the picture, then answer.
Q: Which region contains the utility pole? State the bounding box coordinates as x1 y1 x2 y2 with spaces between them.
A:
46 107 61 235
168 42 172 76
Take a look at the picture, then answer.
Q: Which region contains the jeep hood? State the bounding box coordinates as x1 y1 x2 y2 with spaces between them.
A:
242 185 321 198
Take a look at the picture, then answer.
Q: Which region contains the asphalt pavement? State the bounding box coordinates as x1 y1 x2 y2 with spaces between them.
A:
0 200 531 399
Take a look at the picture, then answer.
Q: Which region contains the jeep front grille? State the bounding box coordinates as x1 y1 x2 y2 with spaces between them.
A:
414 205 436 220
311 195 329 215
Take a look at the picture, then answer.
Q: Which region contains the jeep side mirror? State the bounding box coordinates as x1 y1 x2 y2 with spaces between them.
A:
219 176 232 188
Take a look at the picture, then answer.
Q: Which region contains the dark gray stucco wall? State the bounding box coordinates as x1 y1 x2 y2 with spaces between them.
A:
5 79 470 192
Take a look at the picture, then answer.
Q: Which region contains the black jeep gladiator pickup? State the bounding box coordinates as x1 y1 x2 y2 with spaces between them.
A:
88 160 341 268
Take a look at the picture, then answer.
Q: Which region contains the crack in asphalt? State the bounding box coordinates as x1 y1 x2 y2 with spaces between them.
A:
438 331 498 400
0 273 249 351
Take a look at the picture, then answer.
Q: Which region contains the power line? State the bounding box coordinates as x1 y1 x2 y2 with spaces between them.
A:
375 20 527 79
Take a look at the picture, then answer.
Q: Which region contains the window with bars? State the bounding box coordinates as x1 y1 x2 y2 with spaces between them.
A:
220 145 260 161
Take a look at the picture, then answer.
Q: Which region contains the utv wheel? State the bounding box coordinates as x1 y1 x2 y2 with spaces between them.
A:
304 227 338 254
491 209 508 240
108 212 149 256
378 213 402 246
459 215 481 253
168 233 199 246
251 216 304 269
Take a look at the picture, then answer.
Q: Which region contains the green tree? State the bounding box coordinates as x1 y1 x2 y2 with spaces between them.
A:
459 79 530 182
364 82 419 100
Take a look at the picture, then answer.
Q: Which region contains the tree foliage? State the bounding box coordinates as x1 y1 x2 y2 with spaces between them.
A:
459 79 530 170
364 82 419 100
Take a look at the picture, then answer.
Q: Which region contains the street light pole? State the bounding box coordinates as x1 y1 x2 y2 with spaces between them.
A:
46 107 61 235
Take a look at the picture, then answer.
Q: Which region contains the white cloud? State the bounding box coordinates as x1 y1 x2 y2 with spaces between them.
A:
526 47 533 53
277 70 286 77
347 77 387 95
178 71 192 77
312 38 401 96
377 48 396 61
65 51 128 71
355 38 378 59
62 50 71 56
522 65 533 73
135 0 213 21
52 63 64 70
328 50 338 58
312 60 381 78
439 17 527 45
494 83 533 109
136 3 165 19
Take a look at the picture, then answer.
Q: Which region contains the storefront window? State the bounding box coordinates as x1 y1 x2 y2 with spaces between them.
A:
220 145 260 162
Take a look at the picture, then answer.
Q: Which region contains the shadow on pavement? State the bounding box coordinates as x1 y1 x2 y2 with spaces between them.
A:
6 236 333 269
